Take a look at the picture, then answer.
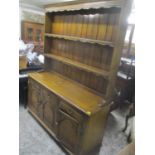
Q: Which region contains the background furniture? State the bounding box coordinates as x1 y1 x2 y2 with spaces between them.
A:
19 75 28 108
21 21 44 53
111 23 135 111
28 0 133 154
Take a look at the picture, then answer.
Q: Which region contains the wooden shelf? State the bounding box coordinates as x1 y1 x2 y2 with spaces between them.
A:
44 53 109 78
29 71 106 115
45 33 114 47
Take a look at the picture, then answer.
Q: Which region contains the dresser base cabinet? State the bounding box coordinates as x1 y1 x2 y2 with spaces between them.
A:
28 76 110 155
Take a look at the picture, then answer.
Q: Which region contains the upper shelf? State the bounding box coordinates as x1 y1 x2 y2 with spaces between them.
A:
45 33 114 47
44 53 110 78
45 0 122 13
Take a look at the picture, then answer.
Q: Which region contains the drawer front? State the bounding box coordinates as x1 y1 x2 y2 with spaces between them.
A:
59 100 83 122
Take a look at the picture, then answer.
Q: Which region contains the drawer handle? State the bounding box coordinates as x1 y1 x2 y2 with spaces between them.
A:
55 118 66 125
68 109 73 114
58 109 79 123
59 108 73 115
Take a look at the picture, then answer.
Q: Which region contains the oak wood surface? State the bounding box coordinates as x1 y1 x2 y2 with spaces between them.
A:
29 71 106 115
45 33 114 46
44 53 110 78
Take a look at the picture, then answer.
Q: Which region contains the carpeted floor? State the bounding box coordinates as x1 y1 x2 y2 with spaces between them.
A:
19 104 128 155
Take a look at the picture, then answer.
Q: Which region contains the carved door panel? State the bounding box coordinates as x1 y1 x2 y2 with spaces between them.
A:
57 109 80 153
42 89 57 133
28 80 42 118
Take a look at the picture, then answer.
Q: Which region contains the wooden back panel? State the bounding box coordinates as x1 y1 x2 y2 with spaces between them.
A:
45 57 108 96
46 8 120 42
45 38 113 71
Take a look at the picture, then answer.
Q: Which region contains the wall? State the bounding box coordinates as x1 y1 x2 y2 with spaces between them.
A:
21 10 45 24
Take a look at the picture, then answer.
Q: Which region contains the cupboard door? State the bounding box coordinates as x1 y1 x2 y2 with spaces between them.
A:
57 109 80 153
28 80 42 116
42 89 57 133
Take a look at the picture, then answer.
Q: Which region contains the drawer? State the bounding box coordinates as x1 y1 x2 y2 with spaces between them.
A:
59 100 83 122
